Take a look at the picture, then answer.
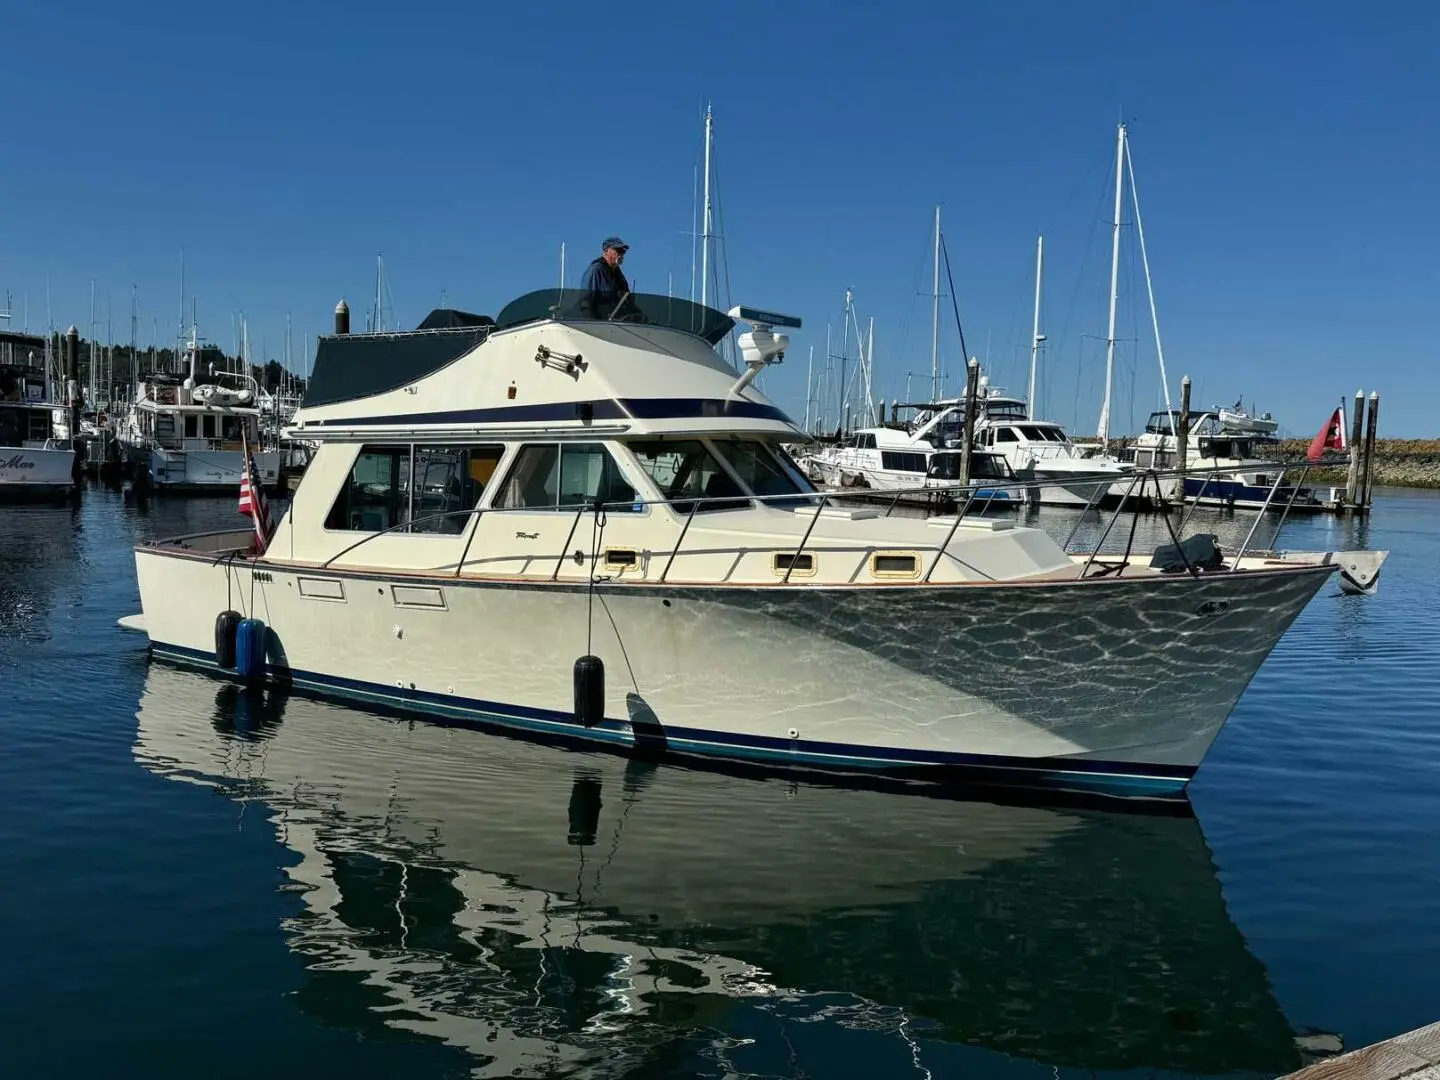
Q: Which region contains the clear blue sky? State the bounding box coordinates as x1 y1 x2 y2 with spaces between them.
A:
3 1 1436 435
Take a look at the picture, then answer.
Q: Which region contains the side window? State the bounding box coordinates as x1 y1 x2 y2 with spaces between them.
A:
221 415 240 441
496 443 637 511
996 428 1019 443
410 445 506 534
202 414 217 439
324 446 412 532
184 415 199 438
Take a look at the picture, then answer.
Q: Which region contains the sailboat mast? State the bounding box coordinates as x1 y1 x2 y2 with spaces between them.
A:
1124 134 1176 428
803 345 814 433
1028 234 1044 416
930 204 941 403
700 104 714 310
865 316 875 427
373 253 383 333
1097 122 1126 442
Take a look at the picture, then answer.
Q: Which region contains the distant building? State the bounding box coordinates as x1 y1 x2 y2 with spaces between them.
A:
0 329 48 370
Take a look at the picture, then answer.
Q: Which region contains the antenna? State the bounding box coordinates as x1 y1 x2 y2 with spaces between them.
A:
700 103 714 309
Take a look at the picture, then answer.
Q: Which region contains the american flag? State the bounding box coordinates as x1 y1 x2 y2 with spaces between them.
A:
239 430 271 553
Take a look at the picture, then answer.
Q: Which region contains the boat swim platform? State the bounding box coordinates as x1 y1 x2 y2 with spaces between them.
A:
1282 1021 1440 1080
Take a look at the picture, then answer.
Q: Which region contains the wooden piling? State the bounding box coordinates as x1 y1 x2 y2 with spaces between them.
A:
64 326 81 443
1360 391 1380 510
958 358 979 486
1174 375 1191 510
1345 389 1365 510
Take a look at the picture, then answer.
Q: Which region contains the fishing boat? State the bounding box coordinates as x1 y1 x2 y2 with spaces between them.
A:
116 324 279 493
128 663 1312 1077
120 286 1386 798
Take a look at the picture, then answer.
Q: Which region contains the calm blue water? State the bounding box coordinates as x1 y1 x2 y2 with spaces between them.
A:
2 487 1437 1078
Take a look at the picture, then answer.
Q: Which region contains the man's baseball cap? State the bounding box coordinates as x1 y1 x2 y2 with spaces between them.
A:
602 236 629 252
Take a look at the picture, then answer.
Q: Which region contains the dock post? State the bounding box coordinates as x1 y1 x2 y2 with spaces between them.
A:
959 358 979 486
1345 389 1364 510
1173 375 1191 511
64 325 81 442
334 299 350 336
1359 391 1380 510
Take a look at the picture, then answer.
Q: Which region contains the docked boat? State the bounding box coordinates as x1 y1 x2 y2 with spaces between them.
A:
800 427 1023 507
1125 404 1322 511
116 326 280 493
121 286 1386 798
0 363 77 499
882 383 1136 507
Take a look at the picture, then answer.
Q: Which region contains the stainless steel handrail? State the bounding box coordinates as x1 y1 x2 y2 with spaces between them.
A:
287 455 1326 581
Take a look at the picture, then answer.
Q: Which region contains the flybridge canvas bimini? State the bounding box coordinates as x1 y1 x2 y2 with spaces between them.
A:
121 287 1386 799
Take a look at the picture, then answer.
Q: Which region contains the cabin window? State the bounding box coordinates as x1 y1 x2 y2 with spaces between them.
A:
324 445 412 532
410 445 506 533
495 443 638 512
221 415 241 441
627 439 746 513
880 450 927 474
995 428 1019 443
202 414 217 439
27 410 50 442
856 433 876 450
184 415 198 438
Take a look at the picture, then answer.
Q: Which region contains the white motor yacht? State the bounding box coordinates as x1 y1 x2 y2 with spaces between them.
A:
893 384 1136 507
1126 405 1322 511
117 326 279 493
0 364 77 499
121 287 1386 798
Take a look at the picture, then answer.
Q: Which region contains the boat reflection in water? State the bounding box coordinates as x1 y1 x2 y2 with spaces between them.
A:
132 666 1305 1078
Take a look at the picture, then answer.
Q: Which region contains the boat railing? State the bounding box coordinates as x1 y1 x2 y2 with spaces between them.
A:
294 457 1331 584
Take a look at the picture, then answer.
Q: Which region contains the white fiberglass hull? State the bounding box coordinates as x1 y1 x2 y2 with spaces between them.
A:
130 538 1334 797
134 447 280 491
0 446 75 497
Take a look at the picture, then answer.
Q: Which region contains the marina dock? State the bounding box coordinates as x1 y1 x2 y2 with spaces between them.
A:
1284 1022 1440 1080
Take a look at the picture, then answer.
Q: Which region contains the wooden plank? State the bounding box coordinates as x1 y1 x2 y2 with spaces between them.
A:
1392 1024 1440 1066
1283 1029 1437 1080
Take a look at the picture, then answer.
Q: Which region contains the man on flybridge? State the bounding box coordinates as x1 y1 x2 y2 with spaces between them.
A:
579 236 633 320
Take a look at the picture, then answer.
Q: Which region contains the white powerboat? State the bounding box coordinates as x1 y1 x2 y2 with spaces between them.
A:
1126 405 1322 511
116 324 279 493
0 364 76 499
121 287 1385 798
885 384 1136 507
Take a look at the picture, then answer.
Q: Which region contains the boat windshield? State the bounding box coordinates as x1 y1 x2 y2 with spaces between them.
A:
983 401 1029 421
626 438 813 513
709 439 815 507
493 289 734 345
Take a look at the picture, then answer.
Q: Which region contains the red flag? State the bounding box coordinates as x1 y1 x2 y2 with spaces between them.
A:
239 430 271 553
1306 405 1346 463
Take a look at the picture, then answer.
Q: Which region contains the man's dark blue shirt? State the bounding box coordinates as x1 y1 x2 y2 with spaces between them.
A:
579 257 630 319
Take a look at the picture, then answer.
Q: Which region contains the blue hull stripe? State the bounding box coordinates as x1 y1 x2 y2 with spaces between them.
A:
307 396 795 429
151 642 1193 797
